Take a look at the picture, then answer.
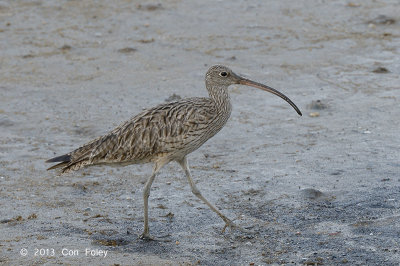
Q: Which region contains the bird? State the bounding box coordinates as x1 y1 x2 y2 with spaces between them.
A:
46 65 302 240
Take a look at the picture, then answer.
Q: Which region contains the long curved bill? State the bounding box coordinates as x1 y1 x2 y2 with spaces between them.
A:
239 78 302 116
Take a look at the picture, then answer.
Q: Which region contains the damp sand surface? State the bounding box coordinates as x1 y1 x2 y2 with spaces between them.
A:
1 0 400 265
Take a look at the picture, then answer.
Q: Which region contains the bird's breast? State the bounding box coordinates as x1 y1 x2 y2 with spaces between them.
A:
178 101 232 154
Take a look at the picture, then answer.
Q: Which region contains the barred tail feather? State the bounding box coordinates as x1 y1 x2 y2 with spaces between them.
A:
60 159 91 174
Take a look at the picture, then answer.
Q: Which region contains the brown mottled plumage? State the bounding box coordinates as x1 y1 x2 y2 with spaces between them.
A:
46 65 302 239
47 97 230 173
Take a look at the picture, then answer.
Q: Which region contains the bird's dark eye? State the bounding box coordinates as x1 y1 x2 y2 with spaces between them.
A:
219 71 228 77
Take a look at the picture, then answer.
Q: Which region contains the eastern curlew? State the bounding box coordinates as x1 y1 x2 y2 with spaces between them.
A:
46 65 302 240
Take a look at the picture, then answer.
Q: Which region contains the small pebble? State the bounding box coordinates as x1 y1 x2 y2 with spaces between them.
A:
309 112 320 117
60 45 72 51
372 67 389 73
307 100 328 110
118 47 137 53
368 15 396 25
137 3 163 11
347 2 360 7
165 93 182 102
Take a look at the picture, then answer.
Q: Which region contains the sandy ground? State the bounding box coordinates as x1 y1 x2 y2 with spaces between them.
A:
1 0 400 265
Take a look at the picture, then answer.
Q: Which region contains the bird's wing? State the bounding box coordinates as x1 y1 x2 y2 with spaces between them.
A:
70 98 216 165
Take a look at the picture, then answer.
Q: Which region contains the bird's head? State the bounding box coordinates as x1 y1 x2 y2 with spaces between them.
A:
205 65 302 116
205 65 243 87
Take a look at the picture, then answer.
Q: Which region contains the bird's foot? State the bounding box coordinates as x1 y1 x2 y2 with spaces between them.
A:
138 232 171 242
222 221 234 233
138 232 153 241
221 217 240 233
221 217 255 234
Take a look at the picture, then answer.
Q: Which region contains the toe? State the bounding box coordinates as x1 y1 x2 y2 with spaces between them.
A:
139 233 153 240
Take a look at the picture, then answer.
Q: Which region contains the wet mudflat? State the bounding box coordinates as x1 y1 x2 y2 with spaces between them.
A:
1 0 399 265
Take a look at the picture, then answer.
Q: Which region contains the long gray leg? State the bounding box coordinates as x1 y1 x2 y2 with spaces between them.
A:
139 161 165 240
177 156 235 231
